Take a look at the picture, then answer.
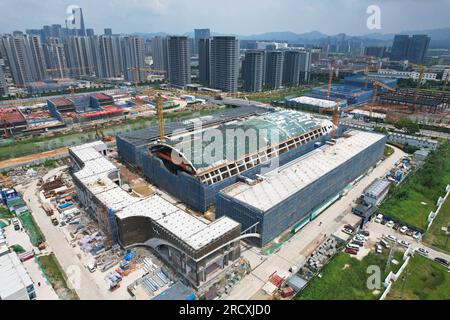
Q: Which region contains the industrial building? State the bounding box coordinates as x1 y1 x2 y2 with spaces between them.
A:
69 141 242 289
0 251 36 300
363 178 391 206
309 84 373 106
117 107 334 213
215 130 387 247
285 96 348 112
0 107 28 135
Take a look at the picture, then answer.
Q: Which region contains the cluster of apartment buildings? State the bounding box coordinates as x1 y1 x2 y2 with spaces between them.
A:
152 32 312 92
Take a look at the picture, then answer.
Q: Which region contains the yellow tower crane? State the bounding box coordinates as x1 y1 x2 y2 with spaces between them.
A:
156 93 164 142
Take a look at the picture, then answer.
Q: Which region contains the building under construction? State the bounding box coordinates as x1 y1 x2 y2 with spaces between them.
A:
69 141 241 289
117 106 335 212
378 89 450 113
216 130 387 247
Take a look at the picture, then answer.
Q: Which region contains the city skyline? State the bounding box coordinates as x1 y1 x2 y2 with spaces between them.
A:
1 0 450 36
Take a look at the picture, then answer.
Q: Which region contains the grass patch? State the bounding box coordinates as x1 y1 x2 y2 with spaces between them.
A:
423 195 450 254
10 244 25 253
384 145 394 158
17 211 45 246
249 87 312 103
387 255 450 300
296 251 403 300
379 141 450 231
38 254 79 300
0 206 14 219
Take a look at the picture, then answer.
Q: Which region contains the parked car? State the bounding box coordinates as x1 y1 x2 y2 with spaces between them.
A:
345 247 358 255
380 239 391 249
346 243 360 251
397 239 410 248
351 241 364 247
342 228 353 235
375 214 383 223
381 219 388 225
375 244 383 254
359 230 370 237
399 226 408 234
386 221 395 228
434 258 450 268
344 224 355 231
406 229 414 237
12 218 20 231
415 248 429 257
384 234 397 242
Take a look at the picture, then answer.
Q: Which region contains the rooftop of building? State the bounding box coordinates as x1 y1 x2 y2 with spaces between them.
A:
70 141 240 252
117 105 269 148
220 130 385 212
159 109 332 173
0 252 33 300
287 96 341 108
0 107 26 124
49 97 73 107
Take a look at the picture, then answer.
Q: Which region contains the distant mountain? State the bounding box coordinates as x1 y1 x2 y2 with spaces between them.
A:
239 31 327 41
131 27 450 48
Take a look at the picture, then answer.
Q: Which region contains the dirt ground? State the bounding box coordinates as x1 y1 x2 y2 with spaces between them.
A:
0 147 68 170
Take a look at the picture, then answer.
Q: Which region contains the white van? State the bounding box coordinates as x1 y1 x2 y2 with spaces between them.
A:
375 214 383 223
346 243 360 250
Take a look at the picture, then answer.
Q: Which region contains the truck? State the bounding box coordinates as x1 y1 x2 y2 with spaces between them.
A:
50 215 59 226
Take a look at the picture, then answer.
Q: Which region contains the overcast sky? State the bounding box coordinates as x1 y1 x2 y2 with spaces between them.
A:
0 0 449 36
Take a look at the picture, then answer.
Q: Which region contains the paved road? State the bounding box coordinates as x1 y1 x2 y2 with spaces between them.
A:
22 167 108 300
366 221 450 265
225 146 407 300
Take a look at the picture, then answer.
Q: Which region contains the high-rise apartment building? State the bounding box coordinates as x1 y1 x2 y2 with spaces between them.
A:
64 36 95 76
407 35 431 64
210 36 239 93
151 36 169 75
264 50 283 90
243 50 265 92
194 29 210 55
46 38 68 79
198 38 210 86
0 35 47 85
122 36 145 83
167 36 191 88
282 50 301 87
299 51 311 83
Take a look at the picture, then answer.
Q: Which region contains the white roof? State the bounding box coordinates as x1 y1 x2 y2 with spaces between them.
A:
70 140 105 152
74 157 116 180
71 141 240 252
288 96 339 108
71 147 104 163
0 253 33 300
221 130 385 211
96 188 140 212
117 195 240 251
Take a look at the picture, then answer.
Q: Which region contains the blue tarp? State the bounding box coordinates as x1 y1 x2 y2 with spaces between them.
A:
152 282 196 300
58 202 73 209
123 250 135 261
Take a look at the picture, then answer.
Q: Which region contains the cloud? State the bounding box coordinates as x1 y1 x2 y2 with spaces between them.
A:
0 0 449 36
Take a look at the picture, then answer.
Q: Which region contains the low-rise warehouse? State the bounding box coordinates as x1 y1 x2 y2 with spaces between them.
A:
285 96 348 112
363 178 391 206
69 141 241 289
0 251 36 300
216 130 387 247
0 107 28 135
